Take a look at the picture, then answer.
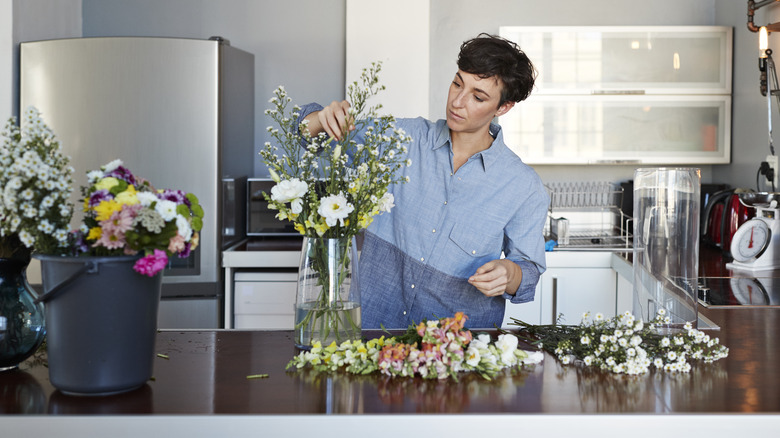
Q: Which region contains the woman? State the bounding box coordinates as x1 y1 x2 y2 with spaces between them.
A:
298 33 549 329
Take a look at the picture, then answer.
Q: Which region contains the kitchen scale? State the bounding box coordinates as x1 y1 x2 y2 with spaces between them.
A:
726 193 780 272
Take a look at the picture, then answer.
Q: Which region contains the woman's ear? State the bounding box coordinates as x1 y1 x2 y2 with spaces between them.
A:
495 101 515 118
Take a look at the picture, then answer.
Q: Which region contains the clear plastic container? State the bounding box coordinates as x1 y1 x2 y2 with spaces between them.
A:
633 168 700 329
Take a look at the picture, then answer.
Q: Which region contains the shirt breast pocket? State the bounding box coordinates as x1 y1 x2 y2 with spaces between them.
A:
448 224 503 262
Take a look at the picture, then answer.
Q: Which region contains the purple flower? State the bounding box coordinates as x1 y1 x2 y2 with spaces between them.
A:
88 189 113 207
133 249 169 277
159 189 190 207
105 165 136 185
178 242 192 258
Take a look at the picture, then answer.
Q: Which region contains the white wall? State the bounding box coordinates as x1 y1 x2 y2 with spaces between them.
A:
1 0 12 119
346 0 429 119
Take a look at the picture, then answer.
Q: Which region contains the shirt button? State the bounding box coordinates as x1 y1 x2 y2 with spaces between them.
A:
411 284 415 289
432 229 436 233
403 311 407 315
420 257 425 262
444 201 447 205
472 250 476 254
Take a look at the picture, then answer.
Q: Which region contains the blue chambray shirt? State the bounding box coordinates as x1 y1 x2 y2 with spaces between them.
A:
298 104 549 329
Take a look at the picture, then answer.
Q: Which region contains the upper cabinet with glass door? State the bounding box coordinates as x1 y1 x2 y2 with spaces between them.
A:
498 26 733 164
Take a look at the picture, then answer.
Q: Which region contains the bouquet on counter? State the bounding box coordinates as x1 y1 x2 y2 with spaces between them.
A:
287 313 544 381
70 159 204 277
0 107 74 259
509 309 729 375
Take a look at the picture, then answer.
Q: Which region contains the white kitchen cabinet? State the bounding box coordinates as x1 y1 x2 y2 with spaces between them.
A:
502 95 729 165
233 271 298 329
502 252 619 327
539 266 617 325
498 26 732 164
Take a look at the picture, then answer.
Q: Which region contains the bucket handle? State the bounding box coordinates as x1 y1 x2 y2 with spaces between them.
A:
34 261 98 304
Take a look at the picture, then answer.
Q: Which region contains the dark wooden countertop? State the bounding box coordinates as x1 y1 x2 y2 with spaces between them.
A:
2 310 778 416
2 246 780 428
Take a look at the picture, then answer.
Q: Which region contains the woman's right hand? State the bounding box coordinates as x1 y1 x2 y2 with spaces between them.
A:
306 100 354 141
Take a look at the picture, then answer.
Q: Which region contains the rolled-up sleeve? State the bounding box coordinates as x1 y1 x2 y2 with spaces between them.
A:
502 174 550 304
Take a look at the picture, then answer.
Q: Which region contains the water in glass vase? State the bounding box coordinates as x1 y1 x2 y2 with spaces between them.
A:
295 301 361 349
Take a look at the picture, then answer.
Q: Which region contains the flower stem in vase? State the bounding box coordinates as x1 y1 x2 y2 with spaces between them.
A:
294 237 361 349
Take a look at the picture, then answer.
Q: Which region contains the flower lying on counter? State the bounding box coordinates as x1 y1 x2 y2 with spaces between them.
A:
509 309 729 375
287 312 544 381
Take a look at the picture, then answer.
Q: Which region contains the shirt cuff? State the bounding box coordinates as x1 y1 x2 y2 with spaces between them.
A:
502 260 540 304
294 103 324 146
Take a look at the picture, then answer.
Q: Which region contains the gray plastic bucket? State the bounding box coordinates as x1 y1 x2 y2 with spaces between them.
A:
35 255 163 396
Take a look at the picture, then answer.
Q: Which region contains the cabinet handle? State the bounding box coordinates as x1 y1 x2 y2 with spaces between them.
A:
552 277 558 323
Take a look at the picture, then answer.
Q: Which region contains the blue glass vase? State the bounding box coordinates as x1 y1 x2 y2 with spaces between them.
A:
0 258 46 371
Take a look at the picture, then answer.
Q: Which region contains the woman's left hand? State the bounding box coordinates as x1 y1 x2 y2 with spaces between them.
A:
468 259 522 297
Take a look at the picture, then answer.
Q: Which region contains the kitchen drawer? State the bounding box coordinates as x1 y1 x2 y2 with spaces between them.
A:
234 271 297 329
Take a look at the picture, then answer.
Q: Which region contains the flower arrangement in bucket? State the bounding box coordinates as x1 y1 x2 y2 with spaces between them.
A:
260 62 412 348
70 159 204 274
33 159 204 395
0 107 72 370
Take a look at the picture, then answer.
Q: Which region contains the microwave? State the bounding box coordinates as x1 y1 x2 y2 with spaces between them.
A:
246 178 301 236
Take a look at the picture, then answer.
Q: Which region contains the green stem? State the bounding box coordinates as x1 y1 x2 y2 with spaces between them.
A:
295 237 361 347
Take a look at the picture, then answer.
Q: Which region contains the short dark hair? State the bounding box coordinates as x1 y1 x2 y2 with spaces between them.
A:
457 33 537 106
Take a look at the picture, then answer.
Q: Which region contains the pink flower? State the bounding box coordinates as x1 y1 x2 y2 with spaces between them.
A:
133 249 168 277
94 226 126 250
167 233 185 254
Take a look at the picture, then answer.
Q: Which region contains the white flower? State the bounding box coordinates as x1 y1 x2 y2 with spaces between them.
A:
102 159 123 174
18 229 34 247
465 346 481 367
377 192 394 213
471 333 491 350
522 351 544 365
155 199 178 221
660 337 671 347
136 192 158 207
495 334 519 364
318 192 354 227
176 214 193 240
290 197 304 214
270 178 308 203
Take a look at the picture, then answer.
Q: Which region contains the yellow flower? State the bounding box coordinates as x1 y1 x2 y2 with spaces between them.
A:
294 222 306 235
94 199 121 221
95 177 120 191
87 226 102 241
313 221 329 236
306 216 329 236
114 185 139 205
358 214 373 229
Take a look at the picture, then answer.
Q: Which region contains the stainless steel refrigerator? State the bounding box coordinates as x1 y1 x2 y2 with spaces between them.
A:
20 36 254 328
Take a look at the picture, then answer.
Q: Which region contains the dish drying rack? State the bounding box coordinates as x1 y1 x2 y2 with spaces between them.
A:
545 182 633 251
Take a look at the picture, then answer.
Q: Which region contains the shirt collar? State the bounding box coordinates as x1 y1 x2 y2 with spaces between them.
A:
432 120 505 172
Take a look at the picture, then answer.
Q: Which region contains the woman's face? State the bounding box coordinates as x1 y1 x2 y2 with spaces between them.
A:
446 70 514 135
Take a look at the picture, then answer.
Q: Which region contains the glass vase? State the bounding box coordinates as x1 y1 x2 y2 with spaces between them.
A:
0 258 46 372
294 236 361 349
633 168 700 330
